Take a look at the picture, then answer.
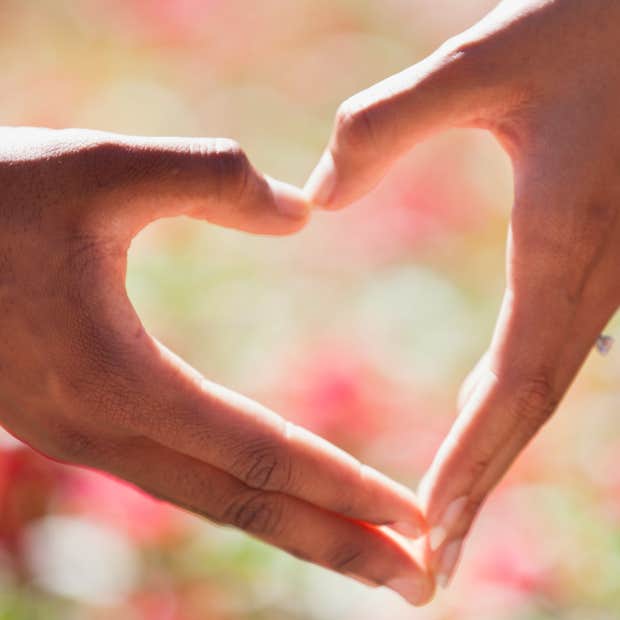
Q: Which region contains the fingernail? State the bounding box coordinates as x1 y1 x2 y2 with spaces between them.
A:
391 521 423 539
304 150 336 207
386 577 427 606
436 539 463 589
428 526 447 552
268 177 310 219
429 496 468 552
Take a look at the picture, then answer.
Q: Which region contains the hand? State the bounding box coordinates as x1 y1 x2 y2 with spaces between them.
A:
0 127 433 604
305 0 620 588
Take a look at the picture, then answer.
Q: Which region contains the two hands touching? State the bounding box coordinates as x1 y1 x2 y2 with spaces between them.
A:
1 0 618 606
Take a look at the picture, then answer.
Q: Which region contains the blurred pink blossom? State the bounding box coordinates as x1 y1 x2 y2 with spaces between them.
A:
463 495 556 603
263 341 444 477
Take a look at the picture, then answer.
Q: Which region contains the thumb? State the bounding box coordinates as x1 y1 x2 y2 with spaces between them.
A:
78 132 310 237
304 35 511 210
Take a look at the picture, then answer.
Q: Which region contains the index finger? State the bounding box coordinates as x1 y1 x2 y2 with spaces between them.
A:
150 340 426 537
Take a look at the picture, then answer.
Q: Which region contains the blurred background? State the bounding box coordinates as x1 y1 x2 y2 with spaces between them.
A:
1 0 620 618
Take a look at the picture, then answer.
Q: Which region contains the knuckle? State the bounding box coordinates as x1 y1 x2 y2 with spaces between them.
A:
224 491 285 538
79 139 134 191
439 35 488 67
79 137 172 204
232 438 293 493
326 544 364 572
507 371 558 431
437 31 504 82
434 35 511 111
208 140 252 201
466 455 492 481
334 98 377 153
46 425 99 465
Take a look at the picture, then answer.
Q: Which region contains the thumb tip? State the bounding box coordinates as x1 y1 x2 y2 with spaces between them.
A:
304 150 337 208
266 176 312 221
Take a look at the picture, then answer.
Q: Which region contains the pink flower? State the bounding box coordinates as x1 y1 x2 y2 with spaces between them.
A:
474 532 553 594
272 345 386 451
261 341 444 476
461 492 556 605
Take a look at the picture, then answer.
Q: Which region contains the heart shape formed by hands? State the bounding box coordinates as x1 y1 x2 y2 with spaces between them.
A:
2 0 620 610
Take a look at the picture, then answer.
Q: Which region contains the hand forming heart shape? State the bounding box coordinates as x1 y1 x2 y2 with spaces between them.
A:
305 0 620 591
0 127 433 606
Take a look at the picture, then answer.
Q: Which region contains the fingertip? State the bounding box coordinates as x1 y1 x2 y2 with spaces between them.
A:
428 526 448 552
267 176 312 222
379 527 436 605
392 496 428 540
435 538 464 590
303 150 337 209
417 574 438 606
362 466 428 536
391 520 426 539
386 574 436 607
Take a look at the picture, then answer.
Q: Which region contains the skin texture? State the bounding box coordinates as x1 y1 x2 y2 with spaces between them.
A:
0 127 434 605
305 0 620 589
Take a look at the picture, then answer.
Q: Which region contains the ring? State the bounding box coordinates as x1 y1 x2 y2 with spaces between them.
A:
596 334 614 355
